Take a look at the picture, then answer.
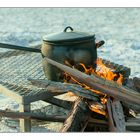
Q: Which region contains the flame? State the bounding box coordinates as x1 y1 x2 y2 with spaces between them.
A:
95 58 123 85
88 101 106 116
64 58 123 115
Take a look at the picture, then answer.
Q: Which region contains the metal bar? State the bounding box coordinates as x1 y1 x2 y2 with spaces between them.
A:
0 43 41 53
0 109 66 122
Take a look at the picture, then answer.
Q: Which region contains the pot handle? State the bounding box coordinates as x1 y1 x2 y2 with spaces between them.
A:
96 40 105 48
64 26 74 32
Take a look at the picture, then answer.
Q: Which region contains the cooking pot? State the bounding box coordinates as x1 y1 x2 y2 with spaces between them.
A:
0 26 104 82
41 26 104 81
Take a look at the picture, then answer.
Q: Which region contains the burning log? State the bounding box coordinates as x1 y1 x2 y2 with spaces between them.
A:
29 79 99 102
60 97 90 132
44 57 140 106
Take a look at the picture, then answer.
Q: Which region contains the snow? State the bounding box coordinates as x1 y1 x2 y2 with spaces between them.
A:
0 8 140 132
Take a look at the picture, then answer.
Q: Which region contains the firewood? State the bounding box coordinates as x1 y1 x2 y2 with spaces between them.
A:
126 122 140 131
88 117 108 125
123 78 140 113
106 98 126 132
111 99 126 132
122 102 140 113
133 77 140 92
60 97 90 132
106 98 117 132
43 97 73 110
29 79 99 102
0 109 66 122
126 117 140 123
87 118 140 132
44 57 140 106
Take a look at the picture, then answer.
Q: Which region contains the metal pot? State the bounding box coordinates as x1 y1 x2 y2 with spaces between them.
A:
41 26 104 81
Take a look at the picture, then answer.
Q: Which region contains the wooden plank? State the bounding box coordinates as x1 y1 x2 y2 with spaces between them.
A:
0 109 66 122
19 104 31 132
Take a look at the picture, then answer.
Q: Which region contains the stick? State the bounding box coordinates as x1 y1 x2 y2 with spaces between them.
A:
60 97 90 132
44 57 140 105
0 109 66 122
43 97 72 110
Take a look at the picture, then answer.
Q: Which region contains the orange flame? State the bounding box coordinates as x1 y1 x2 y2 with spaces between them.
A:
64 58 123 115
95 58 123 85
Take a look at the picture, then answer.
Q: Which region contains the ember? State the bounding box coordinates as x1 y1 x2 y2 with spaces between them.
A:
64 58 123 85
63 58 124 116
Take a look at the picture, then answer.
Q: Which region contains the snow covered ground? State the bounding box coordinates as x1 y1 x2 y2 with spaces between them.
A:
0 8 140 132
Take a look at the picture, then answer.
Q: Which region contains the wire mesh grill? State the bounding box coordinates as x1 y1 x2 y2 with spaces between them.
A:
0 50 45 86
0 46 131 103
0 46 47 103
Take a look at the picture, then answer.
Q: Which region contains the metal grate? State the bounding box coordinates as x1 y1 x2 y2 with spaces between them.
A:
0 51 45 86
0 46 48 104
0 46 131 103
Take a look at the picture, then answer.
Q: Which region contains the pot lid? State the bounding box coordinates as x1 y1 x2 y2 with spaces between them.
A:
43 26 95 43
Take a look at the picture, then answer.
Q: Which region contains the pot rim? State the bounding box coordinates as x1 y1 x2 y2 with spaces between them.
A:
43 26 95 44
43 36 95 46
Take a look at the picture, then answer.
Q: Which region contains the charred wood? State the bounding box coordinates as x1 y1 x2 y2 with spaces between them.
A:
133 77 140 92
43 97 72 110
44 57 140 106
111 99 126 132
29 79 99 102
60 97 90 132
0 109 66 122
106 98 117 132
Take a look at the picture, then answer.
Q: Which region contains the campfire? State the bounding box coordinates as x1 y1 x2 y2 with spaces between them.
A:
0 26 139 132
29 57 140 132
0 48 140 132
63 58 123 115
65 58 123 84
